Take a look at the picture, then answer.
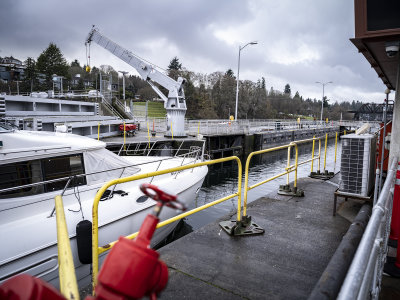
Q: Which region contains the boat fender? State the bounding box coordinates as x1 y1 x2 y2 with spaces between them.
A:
76 220 92 264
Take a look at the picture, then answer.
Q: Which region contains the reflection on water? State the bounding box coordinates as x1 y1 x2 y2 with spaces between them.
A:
187 142 342 230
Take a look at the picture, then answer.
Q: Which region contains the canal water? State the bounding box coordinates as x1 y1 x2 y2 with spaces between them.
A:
185 140 342 231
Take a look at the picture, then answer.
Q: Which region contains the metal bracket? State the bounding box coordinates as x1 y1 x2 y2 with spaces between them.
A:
219 215 265 236
309 170 335 180
277 184 304 197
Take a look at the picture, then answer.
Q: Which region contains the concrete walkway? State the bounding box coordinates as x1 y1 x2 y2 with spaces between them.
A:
158 177 362 299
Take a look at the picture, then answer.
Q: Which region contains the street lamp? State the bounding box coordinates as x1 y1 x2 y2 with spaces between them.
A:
118 71 129 100
316 81 332 121
235 41 258 120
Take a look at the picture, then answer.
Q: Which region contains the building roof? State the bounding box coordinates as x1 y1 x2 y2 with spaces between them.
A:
351 0 400 90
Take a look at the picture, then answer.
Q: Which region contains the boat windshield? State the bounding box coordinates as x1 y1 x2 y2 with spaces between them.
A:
0 123 14 132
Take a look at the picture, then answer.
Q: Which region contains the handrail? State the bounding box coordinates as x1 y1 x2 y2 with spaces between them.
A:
91 156 242 292
337 158 398 300
243 136 325 216
54 195 80 300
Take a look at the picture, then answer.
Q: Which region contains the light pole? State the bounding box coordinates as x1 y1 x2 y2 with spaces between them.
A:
235 41 258 120
316 81 332 121
118 71 129 100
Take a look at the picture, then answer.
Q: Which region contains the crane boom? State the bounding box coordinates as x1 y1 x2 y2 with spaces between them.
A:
85 27 187 137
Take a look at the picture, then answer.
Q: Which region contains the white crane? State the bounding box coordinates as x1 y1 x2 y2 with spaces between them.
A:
85 27 187 137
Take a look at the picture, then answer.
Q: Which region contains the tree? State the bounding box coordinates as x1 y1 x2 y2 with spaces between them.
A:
23 57 37 92
71 59 81 67
168 56 182 71
167 56 182 80
225 69 235 78
36 43 69 89
284 84 291 96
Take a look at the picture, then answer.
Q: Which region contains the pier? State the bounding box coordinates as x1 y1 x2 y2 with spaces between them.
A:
158 176 354 299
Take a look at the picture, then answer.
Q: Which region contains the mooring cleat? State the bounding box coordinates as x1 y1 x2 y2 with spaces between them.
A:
278 185 304 197
219 215 265 236
309 170 334 180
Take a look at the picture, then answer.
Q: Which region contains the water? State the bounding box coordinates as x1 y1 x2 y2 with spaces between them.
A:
185 141 342 230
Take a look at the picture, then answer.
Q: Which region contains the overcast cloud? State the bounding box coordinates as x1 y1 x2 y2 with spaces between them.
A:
0 0 390 103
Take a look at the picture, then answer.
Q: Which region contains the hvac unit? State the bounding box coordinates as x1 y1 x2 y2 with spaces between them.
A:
339 133 376 197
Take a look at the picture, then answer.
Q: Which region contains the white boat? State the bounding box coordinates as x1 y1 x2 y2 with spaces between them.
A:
0 123 208 289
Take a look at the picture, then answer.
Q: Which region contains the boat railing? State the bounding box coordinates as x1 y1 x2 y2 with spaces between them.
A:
117 139 206 158
337 158 398 300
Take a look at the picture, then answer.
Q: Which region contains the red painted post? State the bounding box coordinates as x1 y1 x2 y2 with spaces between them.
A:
389 162 400 243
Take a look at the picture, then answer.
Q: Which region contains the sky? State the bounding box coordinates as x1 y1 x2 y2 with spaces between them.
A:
0 0 391 103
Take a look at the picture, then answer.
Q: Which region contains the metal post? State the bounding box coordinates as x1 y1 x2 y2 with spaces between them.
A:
316 81 332 121
123 122 126 152
324 133 328 171
378 90 390 195
321 84 325 121
334 132 338 173
287 146 291 185
235 46 241 121
311 136 316 173
318 139 321 172
235 41 257 121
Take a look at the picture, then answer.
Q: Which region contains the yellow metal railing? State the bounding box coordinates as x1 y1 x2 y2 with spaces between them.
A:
54 195 80 300
91 156 242 291
243 131 341 216
89 131 340 293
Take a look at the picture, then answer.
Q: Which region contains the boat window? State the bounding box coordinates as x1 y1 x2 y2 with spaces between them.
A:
0 160 44 198
42 154 86 192
0 154 86 198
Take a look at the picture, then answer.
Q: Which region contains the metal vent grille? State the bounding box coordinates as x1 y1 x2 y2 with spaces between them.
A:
339 134 376 197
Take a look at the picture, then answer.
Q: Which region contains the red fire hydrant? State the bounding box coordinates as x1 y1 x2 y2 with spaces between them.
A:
0 184 185 300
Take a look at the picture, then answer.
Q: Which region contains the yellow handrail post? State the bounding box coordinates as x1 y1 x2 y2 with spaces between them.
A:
344 129 347 135
310 136 316 173
323 133 328 171
55 195 79 300
171 121 174 140
97 122 100 141
286 146 291 185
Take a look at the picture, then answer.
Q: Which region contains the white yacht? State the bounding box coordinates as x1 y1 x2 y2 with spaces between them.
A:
0 123 208 289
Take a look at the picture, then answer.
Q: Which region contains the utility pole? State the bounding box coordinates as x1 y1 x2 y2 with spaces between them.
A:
118 71 129 100
316 81 333 121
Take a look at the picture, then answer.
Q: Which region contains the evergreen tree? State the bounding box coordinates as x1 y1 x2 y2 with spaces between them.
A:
71 59 81 67
36 43 69 89
23 57 37 92
225 69 235 78
167 56 182 80
284 84 291 96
